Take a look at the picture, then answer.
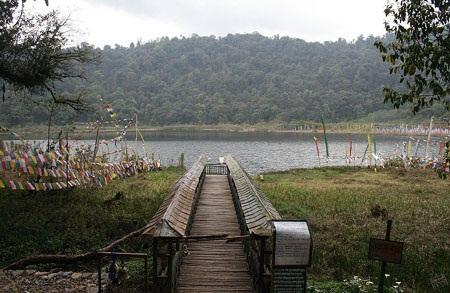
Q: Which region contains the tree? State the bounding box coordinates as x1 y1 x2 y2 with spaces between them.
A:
376 0 450 179
375 0 450 113
0 33 412 126
0 0 96 109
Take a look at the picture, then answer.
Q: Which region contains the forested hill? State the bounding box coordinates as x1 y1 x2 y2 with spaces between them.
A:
2 33 401 126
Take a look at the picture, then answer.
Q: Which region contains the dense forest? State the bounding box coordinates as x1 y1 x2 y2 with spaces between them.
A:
0 33 430 126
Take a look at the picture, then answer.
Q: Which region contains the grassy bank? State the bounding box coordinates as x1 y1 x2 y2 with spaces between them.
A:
257 167 450 292
0 167 184 268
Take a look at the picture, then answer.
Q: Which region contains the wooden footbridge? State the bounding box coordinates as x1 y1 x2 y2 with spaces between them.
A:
143 155 282 292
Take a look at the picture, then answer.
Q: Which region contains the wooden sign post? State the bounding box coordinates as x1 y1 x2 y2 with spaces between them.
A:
368 220 404 293
272 220 312 293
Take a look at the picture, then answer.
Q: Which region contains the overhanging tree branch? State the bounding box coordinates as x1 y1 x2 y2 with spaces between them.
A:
0 1 98 109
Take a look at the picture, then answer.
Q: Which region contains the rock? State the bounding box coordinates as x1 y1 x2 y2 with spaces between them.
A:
34 271 48 277
10 270 24 277
86 287 98 293
49 268 62 273
71 272 82 280
47 272 61 279
81 273 92 279
24 269 36 275
62 271 73 277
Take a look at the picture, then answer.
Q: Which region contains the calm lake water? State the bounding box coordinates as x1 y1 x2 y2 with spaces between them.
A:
93 131 440 174
7 131 442 174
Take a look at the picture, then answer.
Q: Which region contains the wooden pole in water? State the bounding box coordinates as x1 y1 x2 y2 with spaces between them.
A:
93 125 100 162
135 113 138 142
66 130 69 189
313 136 321 167
414 139 420 157
425 116 433 158
361 143 369 165
47 103 55 151
321 115 329 159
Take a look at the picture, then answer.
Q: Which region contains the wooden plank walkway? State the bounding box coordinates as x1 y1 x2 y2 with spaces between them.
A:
176 175 254 293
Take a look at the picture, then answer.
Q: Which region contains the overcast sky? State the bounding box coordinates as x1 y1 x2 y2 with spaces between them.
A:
33 0 387 47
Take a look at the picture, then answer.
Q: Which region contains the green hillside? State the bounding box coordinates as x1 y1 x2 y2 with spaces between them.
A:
3 33 445 126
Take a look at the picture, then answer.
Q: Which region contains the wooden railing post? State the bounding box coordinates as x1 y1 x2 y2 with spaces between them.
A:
260 237 266 284
144 255 149 293
168 241 174 292
152 238 158 292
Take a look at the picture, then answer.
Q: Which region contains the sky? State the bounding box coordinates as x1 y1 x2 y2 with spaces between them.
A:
31 0 388 47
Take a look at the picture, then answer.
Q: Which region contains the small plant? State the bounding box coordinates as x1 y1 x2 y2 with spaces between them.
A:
434 140 450 179
308 275 405 293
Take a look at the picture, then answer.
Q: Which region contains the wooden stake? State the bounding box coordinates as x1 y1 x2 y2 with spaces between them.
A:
378 220 393 293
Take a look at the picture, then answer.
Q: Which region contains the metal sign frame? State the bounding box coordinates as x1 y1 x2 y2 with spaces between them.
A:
272 219 313 269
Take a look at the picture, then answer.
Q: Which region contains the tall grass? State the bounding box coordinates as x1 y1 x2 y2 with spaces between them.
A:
0 167 184 267
257 167 450 292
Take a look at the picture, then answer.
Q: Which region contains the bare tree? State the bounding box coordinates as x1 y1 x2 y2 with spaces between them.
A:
0 0 98 110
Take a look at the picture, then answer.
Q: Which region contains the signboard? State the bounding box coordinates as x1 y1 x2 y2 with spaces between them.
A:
368 238 404 264
272 220 312 268
273 268 306 293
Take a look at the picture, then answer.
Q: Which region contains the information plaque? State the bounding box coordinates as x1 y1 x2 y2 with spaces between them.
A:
273 220 312 267
273 268 306 293
272 220 312 293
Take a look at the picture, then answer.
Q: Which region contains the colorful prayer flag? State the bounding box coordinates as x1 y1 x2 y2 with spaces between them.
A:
25 182 35 191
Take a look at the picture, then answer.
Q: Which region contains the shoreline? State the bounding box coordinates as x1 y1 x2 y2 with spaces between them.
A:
2 123 449 139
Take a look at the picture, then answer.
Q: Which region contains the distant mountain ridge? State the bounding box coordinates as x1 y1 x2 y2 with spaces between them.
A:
3 33 440 126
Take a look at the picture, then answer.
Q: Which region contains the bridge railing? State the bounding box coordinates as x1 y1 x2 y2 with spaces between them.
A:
144 155 282 292
205 163 229 175
224 155 281 293
143 155 207 293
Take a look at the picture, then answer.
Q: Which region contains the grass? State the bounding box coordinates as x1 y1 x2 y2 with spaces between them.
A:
1 164 448 292
257 167 450 292
0 166 184 268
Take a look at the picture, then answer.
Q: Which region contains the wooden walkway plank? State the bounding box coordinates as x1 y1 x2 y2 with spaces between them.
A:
175 175 254 293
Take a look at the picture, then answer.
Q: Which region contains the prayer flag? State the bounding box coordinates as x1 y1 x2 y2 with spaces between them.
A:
27 166 35 175
17 182 25 190
38 154 46 164
31 155 38 165
9 180 16 190
25 182 35 191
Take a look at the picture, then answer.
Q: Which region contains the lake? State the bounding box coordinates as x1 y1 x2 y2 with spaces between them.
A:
94 131 441 174
5 131 442 174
